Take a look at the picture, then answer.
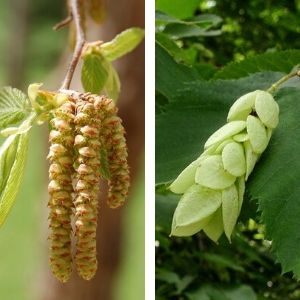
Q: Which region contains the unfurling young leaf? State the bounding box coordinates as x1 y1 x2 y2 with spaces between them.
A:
100 27 145 61
0 131 29 227
104 65 121 101
0 87 31 130
81 52 110 94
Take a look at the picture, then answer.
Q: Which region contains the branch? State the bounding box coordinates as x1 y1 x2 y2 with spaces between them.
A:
267 70 300 94
60 0 86 90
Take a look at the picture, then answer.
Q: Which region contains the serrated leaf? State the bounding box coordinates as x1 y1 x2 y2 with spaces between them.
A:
0 87 31 130
0 131 29 227
104 65 121 101
101 27 144 61
214 50 300 79
247 87 300 278
81 53 110 94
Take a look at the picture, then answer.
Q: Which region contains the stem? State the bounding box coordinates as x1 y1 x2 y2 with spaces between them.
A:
60 0 86 90
267 70 300 93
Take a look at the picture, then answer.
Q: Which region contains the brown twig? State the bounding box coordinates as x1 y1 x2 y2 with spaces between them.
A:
60 0 86 90
53 15 73 31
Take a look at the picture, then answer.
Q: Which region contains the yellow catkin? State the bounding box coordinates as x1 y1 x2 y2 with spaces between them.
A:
74 93 101 280
94 96 130 209
47 98 75 283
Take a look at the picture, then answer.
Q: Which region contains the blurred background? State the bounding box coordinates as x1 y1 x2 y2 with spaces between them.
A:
0 1 144 299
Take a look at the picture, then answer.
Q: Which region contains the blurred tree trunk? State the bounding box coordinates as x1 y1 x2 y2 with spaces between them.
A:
6 0 29 88
41 0 144 299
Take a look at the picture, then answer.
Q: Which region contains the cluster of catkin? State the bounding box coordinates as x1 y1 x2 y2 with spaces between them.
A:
47 92 129 282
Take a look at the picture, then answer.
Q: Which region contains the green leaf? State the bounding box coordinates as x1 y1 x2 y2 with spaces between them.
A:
0 131 29 227
104 65 121 101
81 53 110 94
100 28 144 61
156 0 200 19
0 87 31 130
247 87 300 278
155 42 199 98
214 50 300 80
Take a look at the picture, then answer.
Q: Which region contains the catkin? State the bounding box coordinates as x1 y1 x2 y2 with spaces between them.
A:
74 93 101 280
48 98 75 283
94 96 130 209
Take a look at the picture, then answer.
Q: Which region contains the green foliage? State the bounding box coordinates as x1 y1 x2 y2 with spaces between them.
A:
0 87 31 130
156 2 300 295
247 87 300 277
156 0 200 19
101 27 145 62
81 52 110 94
214 50 300 79
0 131 29 227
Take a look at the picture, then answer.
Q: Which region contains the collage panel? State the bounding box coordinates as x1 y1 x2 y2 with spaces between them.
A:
0 1 144 299
156 0 300 299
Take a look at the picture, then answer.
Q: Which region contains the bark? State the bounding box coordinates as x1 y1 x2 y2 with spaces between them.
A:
40 0 145 299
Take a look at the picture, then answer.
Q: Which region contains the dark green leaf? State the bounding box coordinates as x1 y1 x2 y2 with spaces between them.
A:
81 53 109 94
155 42 199 98
0 87 31 130
214 50 300 80
247 87 300 278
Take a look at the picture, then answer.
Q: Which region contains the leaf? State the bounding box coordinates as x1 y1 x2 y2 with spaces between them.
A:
0 131 29 227
247 87 300 278
163 23 221 39
104 65 121 101
214 50 300 80
0 87 31 130
81 53 110 94
100 28 144 61
156 0 200 19
155 42 199 99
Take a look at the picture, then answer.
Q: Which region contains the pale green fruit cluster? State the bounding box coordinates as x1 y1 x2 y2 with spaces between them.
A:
170 90 279 242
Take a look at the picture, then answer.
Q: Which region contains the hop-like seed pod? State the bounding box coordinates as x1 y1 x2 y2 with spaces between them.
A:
74 93 101 280
94 97 130 209
48 98 75 282
170 90 279 242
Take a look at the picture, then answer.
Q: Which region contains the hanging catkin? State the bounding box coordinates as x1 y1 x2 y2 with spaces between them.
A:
74 93 101 280
48 97 75 283
95 96 130 209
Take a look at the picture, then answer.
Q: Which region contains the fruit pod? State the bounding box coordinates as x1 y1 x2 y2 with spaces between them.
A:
94 96 130 209
48 97 76 283
74 93 101 280
170 90 279 242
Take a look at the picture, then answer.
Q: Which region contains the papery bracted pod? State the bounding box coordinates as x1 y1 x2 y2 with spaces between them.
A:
47 96 76 283
170 90 279 243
